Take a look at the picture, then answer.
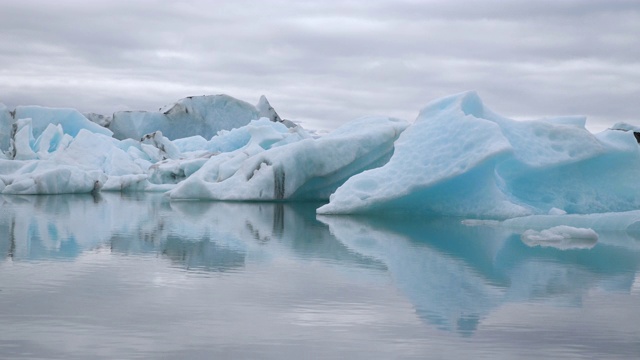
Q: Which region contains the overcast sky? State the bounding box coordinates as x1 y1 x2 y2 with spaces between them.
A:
1 0 638 132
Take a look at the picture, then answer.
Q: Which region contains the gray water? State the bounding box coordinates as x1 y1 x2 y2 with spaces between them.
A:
0 193 639 359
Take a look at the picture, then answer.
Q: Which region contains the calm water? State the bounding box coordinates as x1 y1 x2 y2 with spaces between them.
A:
0 193 639 359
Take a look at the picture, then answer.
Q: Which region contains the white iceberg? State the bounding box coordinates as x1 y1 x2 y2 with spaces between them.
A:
168 116 408 200
150 118 309 186
109 94 285 141
1 125 144 194
0 96 308 194
318 91 640 218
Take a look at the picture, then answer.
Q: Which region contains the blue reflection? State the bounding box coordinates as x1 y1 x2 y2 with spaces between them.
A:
0 194 382 273
1 194 639 337
318 215 640 335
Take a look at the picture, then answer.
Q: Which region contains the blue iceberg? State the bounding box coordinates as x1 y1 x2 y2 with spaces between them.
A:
318 91 640 218
1 91 640 221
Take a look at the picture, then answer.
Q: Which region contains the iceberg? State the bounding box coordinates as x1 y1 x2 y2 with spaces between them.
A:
168 116 407 200
0 104 113 154
1 125 141 194
2 90 640 223
109 94 286 141
150 118 310 186
13 105 113 140
318 91 640 218
0 92 301 195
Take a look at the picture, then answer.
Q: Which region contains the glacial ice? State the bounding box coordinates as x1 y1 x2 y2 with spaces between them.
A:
318 91 640 218
13 106 113 140
167 116 407 200
109 94 284 141
2 91 640 224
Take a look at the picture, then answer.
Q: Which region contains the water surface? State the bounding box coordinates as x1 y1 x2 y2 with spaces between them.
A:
0 194 639 359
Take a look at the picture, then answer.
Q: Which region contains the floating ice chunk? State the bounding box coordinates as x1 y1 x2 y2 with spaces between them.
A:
521 226 598 250
320 91 640 217
318 92 529 218
169 116 408 200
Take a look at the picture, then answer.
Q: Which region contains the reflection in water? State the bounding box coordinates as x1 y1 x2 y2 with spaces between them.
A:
0 194 382 273
1 194 639 339
318 215 640 335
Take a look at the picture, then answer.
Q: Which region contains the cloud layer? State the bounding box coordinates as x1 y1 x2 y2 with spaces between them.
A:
1 0 638 131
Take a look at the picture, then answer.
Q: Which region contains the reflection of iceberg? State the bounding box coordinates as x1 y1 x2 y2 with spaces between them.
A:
319 216 510 335
319 215 640 335
468 211 640 249
3 193 640 337
0 194 111 260
165 201 385 270
0 194 382 273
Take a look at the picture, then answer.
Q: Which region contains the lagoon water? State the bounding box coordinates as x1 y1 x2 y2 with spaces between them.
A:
0 193 639 359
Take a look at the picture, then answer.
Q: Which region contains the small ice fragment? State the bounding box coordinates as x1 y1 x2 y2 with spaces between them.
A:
521 225 598 250
548 207 567 215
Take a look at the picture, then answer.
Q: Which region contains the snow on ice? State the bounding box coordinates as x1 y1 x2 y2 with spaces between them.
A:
2 91 640 227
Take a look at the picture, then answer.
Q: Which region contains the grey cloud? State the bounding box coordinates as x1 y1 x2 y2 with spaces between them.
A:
0 0 638 132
